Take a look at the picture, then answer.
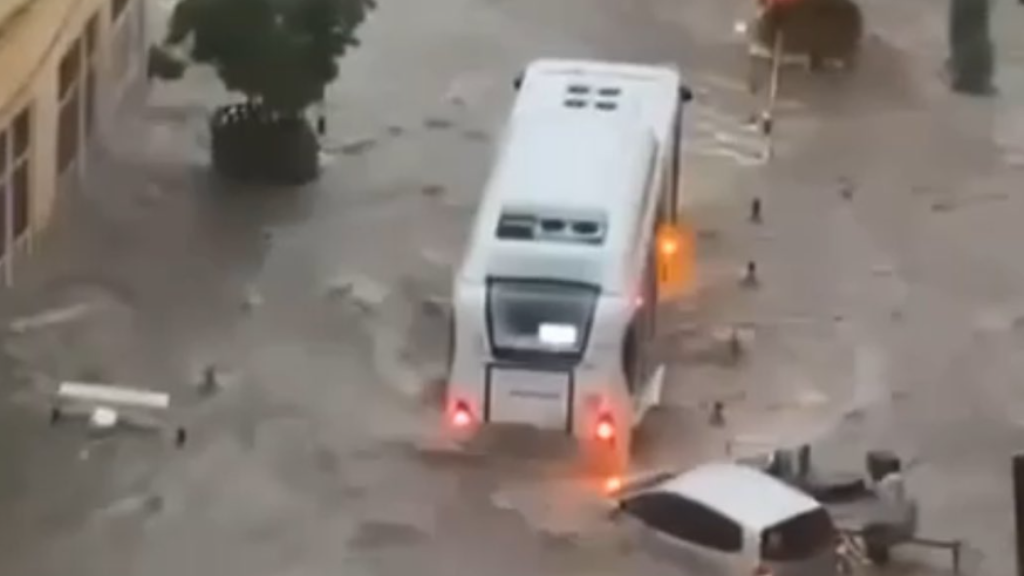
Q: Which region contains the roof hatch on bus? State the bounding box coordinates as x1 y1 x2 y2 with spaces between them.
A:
561 82 625 112
495 209 607 245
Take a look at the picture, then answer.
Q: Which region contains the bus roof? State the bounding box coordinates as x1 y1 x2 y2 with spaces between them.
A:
515 59 683 143
459 115 656 290
458 59 683 292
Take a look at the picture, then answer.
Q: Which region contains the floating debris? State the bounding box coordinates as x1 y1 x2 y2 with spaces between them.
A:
424 117 454 130
338 136 377 156
57 381 170 410
51 381 186 448
839 177 855 200
421 184 445 197
9 303 95 334
241 286 263 311
462 129 489 142
324 273 388 310
90 406 119 430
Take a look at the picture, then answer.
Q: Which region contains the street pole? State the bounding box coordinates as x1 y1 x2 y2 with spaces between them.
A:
1014 454 1024 576
763 31 783 163
948 0 995 95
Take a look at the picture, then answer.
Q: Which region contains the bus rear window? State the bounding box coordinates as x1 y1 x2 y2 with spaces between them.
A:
760 508 836 562
486 278 599 361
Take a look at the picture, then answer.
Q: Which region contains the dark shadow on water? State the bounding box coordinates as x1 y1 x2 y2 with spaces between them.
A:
466 426 579 462
189 166 322 233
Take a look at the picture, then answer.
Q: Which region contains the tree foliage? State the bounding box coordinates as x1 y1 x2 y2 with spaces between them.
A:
153 0 376 113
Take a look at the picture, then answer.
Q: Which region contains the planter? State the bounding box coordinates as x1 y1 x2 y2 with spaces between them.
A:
754 0 863 69
210 103 320 186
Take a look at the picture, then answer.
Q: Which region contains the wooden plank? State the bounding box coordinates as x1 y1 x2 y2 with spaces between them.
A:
57 381 170 410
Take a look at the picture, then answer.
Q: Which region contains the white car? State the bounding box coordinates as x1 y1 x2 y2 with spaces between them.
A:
614 462 840 576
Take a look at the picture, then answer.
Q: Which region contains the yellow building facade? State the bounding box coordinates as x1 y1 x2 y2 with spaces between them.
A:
0 0 147 285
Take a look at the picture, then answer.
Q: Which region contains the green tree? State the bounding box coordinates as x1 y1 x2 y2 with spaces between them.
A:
150 0 376 114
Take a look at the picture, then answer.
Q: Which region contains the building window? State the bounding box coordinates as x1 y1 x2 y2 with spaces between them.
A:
0 106 32 257
57 31 86 174
112 0 129 21
84 13 100 137
58 42 81 99
85 67 97 136
111 0 137 84
58 91 80 173
0 125 6 177
85 13 99 56
0 151 7 258
13 111 29 158
12 161 28 238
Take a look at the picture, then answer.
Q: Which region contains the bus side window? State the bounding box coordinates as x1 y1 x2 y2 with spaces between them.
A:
669 105 682 219
661 150 675 223
445 314 455 376
621 319 640 393
643 236 658 339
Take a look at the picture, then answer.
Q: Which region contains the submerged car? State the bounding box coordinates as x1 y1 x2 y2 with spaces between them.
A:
614 462 841 576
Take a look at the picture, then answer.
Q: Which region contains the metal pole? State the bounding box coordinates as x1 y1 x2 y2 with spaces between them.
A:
1014 454 1024 576
763 31 783 162
3 141 11 288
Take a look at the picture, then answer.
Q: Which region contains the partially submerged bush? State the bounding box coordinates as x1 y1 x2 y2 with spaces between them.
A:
756 0 863 62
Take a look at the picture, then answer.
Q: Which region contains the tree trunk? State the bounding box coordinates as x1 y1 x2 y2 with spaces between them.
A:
948 0 995 95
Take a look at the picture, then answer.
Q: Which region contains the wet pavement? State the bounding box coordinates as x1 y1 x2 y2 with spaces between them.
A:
2 0 1024 574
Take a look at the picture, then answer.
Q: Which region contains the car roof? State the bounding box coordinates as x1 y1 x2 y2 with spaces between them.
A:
656 463 822 532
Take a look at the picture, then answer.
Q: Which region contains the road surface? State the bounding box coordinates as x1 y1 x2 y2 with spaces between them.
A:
1 0 1023 574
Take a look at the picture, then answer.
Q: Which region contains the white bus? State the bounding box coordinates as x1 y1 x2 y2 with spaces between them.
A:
445 59 692 474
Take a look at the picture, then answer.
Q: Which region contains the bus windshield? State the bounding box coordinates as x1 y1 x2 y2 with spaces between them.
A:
486 278 599 361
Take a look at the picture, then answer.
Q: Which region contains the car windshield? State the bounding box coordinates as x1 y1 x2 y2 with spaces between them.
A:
486 278 599 361
761 508 836 562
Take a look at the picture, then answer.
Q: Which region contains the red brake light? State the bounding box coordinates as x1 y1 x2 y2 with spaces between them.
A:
451 401 472 428
603 476 623 494
595 414 615 442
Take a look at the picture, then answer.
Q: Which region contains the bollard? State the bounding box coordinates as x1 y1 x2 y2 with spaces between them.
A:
199 364 219 396
741 261 759 288
796 445 812 480
728 328 744 361
759 111 774 138
838 176 856 200
710 401 726 427
750 197 763 224
1015 454 1024 576
315 100 328 136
